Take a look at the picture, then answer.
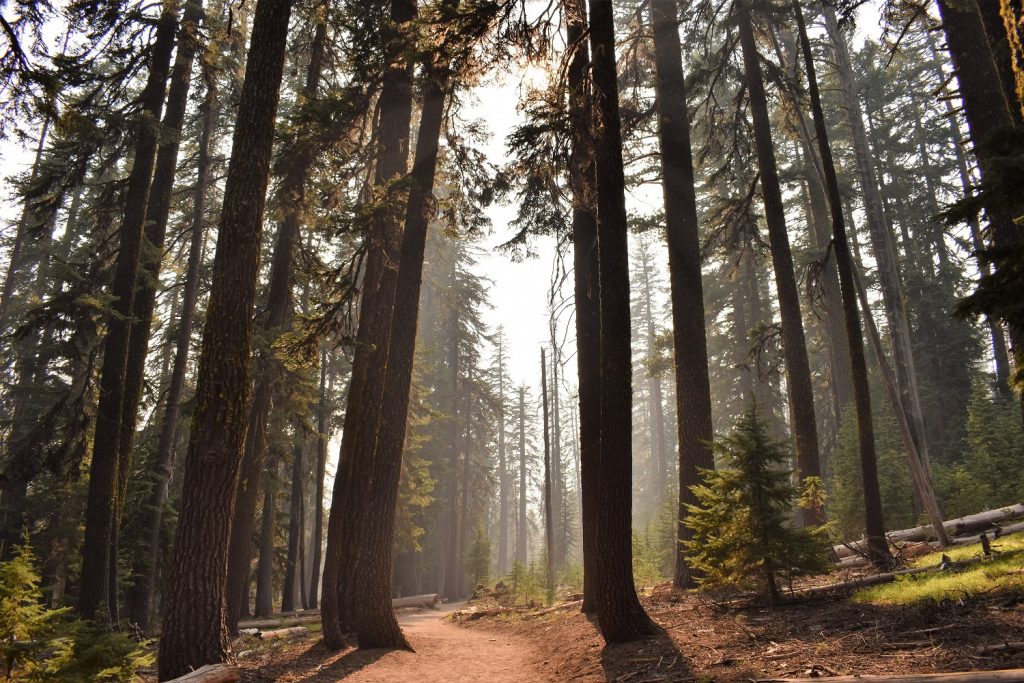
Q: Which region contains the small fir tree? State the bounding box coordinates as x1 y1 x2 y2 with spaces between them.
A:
464 523 491 589
683 406 830 602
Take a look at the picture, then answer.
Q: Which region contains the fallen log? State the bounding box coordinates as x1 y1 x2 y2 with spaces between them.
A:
391 593 440 609
163 663 241 683
978 642 1024 655
834 504 1024 559
259 626 308 640
237 614 321 630
760 669 1024 682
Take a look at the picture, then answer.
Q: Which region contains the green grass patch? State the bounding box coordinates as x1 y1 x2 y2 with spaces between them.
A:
853 534 1024 605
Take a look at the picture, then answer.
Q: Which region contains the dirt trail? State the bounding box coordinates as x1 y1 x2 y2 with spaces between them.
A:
337 604 547 682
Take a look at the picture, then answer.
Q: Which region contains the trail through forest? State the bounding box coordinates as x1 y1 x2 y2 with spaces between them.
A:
242 605 549 682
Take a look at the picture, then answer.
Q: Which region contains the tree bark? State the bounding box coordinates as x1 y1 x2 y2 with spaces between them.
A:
564 0 600 616
225 14 327 634
825 6 933 477
516 387 528 567
736 0 822 522
497 334 509 576
118 0 205 630
308 351 330 609
157 0 294 675
125 52 216 634
541 348 555 600
282 428 304 613
792 1 895 567
320 0 416 649
587 0 658 643
648 0 716 586
937 0 1024 418
79 0 179 620
255 470 276 618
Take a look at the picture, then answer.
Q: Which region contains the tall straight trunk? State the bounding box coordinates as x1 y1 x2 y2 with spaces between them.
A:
980 0 1024 125
516 387 528 567
541 348 555 599
321 0 416 648
309 350 330 608
125 58 216 633
803 153 854 426
443 323 462 601
254 470 276 617
157 0 294 674
0 114 50 327
824 6 933 473
79 1 179 620
937 0 1024 418
225 15 327 633
497 337 509 576
587 0 658 643
636 250 667 508
349 38 450 639
564 0 600 616
927 32 1013 396
549 330 563 570
736 0 822 521
282 426 305 613
648 0 717 586
116 0 205 626
793 1 894 567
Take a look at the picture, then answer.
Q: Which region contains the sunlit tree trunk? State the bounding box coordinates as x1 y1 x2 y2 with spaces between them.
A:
157 0 294 674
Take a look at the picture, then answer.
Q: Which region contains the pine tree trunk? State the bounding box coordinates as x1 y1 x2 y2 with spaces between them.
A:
638 250 667 506
282 427 304 613
648 0 716 586
937 0 1024 419
793 1 895 567
541 348 555 600
309 351 330 609
225 14 326 634
927 32 1014 397
444 323 463 601
587 0 658 643
255 471 276 617
825 6 933 472
351 27 450 642
497 338 509 576
79 1 179 620
736 1 822 518
125 48 215 634
516 387 528 567
565 0 600 616
117 0 205 629
320 0 415 648
157 0 294 674
549 333 564 571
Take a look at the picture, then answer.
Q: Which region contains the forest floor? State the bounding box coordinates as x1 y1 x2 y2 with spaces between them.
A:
234 603 548 682
225 540 1024 681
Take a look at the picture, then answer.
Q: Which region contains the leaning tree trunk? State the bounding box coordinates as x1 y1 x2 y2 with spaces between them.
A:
351 24 450 644
79 1 178 621
937 0 1024 420
320 0 415 649
736 0 822 522
648 0 717 587
564 0 601 616
925 31 1013 398
157 0 294 675
225 15 327 634
125 32 215 635
825 6 933 477
793 0 895 567
118 0 205 630
587 0 659 643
